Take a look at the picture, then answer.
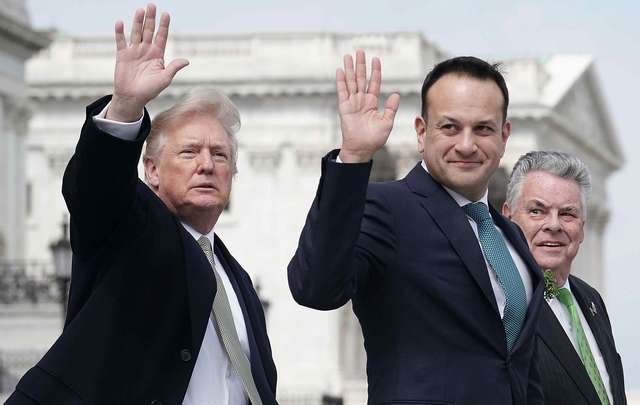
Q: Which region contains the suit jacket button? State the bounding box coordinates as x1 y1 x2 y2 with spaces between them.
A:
180 349 192 362
151 400 162 405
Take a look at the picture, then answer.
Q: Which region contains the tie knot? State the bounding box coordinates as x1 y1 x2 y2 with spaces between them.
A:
197 236 212 253
462 202 492 224
556 287 574 308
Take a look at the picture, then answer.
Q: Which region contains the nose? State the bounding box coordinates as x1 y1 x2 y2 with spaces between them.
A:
197 151 214 174
543 212 561 232
455 129 477 155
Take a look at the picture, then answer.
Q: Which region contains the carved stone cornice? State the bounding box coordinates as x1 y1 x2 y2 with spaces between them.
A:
295 146 328 169
0 11 50 54
247 147 283 172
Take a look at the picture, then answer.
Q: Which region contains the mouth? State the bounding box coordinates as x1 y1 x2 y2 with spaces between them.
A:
192 184 217 191
448 160 482 168
536 241 566 248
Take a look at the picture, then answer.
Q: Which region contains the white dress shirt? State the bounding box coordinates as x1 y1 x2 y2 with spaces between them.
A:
93 104 249 405
547 279 613 404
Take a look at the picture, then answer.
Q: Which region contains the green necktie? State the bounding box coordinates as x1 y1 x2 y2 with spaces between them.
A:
198 236 263 405
556 288 610 405
463 202 528 352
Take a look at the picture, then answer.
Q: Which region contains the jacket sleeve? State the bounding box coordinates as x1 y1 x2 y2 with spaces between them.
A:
62 96 151 259
287 149 396 310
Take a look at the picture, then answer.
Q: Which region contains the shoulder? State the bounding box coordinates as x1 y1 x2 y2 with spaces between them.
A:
569 275 603 301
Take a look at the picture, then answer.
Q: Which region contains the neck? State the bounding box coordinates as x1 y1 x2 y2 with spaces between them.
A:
552 268 570 288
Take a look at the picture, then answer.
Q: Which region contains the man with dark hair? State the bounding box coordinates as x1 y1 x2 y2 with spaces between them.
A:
289 52 544 404
420 56 509 120
503 151 626 405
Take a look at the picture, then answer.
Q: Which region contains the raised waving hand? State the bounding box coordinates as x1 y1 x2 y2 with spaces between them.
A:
337 50 400 163
106 4 189 122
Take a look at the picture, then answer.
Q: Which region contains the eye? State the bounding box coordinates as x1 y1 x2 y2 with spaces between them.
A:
475 125 495 135
437 123 458 135
561 212 578 219
529 208 543 215
179 149 196 158
212 151 229 162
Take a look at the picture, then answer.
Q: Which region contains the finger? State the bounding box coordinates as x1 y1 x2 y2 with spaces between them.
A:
367 56 381 97
336 68 349 104
344 54 356 95
154 12 171 52
355 49 367 93
115 20 126 51
142 3 157 44
165 58 190 81
130 8 145 45
382 93 401 123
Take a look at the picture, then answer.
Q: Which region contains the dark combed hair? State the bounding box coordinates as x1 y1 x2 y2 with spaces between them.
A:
420 56 509 121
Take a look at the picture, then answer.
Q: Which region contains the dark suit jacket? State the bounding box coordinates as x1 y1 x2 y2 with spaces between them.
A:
288 151 545 405
6 96 277 405
537 275 626 404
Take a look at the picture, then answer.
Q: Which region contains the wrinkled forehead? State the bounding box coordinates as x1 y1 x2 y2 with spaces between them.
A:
521 172 584 210
163 113 232 148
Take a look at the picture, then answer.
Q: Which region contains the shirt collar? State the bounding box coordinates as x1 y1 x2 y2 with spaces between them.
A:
420 160 489 208
181 221 216 252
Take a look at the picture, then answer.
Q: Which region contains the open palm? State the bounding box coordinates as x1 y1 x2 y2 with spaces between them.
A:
108 4 188 121
337 50 400 163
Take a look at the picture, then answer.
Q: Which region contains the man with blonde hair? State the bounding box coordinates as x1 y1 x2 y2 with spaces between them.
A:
7 5 276 404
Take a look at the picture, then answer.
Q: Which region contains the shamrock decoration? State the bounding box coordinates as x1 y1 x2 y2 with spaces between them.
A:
543 269 559 300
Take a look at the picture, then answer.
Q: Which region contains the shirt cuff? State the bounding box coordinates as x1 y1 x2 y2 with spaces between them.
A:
92 102 144 141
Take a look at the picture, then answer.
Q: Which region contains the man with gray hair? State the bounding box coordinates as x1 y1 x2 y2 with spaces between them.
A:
502 150 626 405
6 4 277 405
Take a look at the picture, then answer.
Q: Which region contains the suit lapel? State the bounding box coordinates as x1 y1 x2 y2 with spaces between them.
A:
538 301 602 405
405 164 499 317
214 236 277 404
179 224 216 352
571 278 618 393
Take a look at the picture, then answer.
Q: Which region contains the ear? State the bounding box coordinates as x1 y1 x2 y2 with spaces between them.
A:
501 201 512 218
415 116 427 154
502 120 512 143
144 157 160 190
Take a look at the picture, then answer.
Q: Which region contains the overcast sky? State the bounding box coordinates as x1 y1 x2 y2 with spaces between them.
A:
26 0 640 389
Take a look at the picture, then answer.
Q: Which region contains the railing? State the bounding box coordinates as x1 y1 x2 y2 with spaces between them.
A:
0 261 59 305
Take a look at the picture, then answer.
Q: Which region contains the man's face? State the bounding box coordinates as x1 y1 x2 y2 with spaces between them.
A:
415 74 511 201
503 171 585 276
145 113 233 226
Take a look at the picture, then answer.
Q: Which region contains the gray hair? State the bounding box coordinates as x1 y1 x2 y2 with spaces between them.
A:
143 88 241 175
506 150 591 219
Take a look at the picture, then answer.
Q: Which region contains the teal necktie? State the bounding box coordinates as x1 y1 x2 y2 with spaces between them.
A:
556 288 610 405
463 202 528 351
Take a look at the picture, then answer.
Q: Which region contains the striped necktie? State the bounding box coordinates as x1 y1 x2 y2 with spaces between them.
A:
556 288 610 405
197 236 263 405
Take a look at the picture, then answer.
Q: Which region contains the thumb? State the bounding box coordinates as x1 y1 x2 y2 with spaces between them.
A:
165 58 190 81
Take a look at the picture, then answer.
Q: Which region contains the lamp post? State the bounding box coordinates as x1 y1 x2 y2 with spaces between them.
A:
50 217 72 323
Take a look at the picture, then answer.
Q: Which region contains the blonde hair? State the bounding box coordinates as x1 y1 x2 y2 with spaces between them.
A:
143 88 240 174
